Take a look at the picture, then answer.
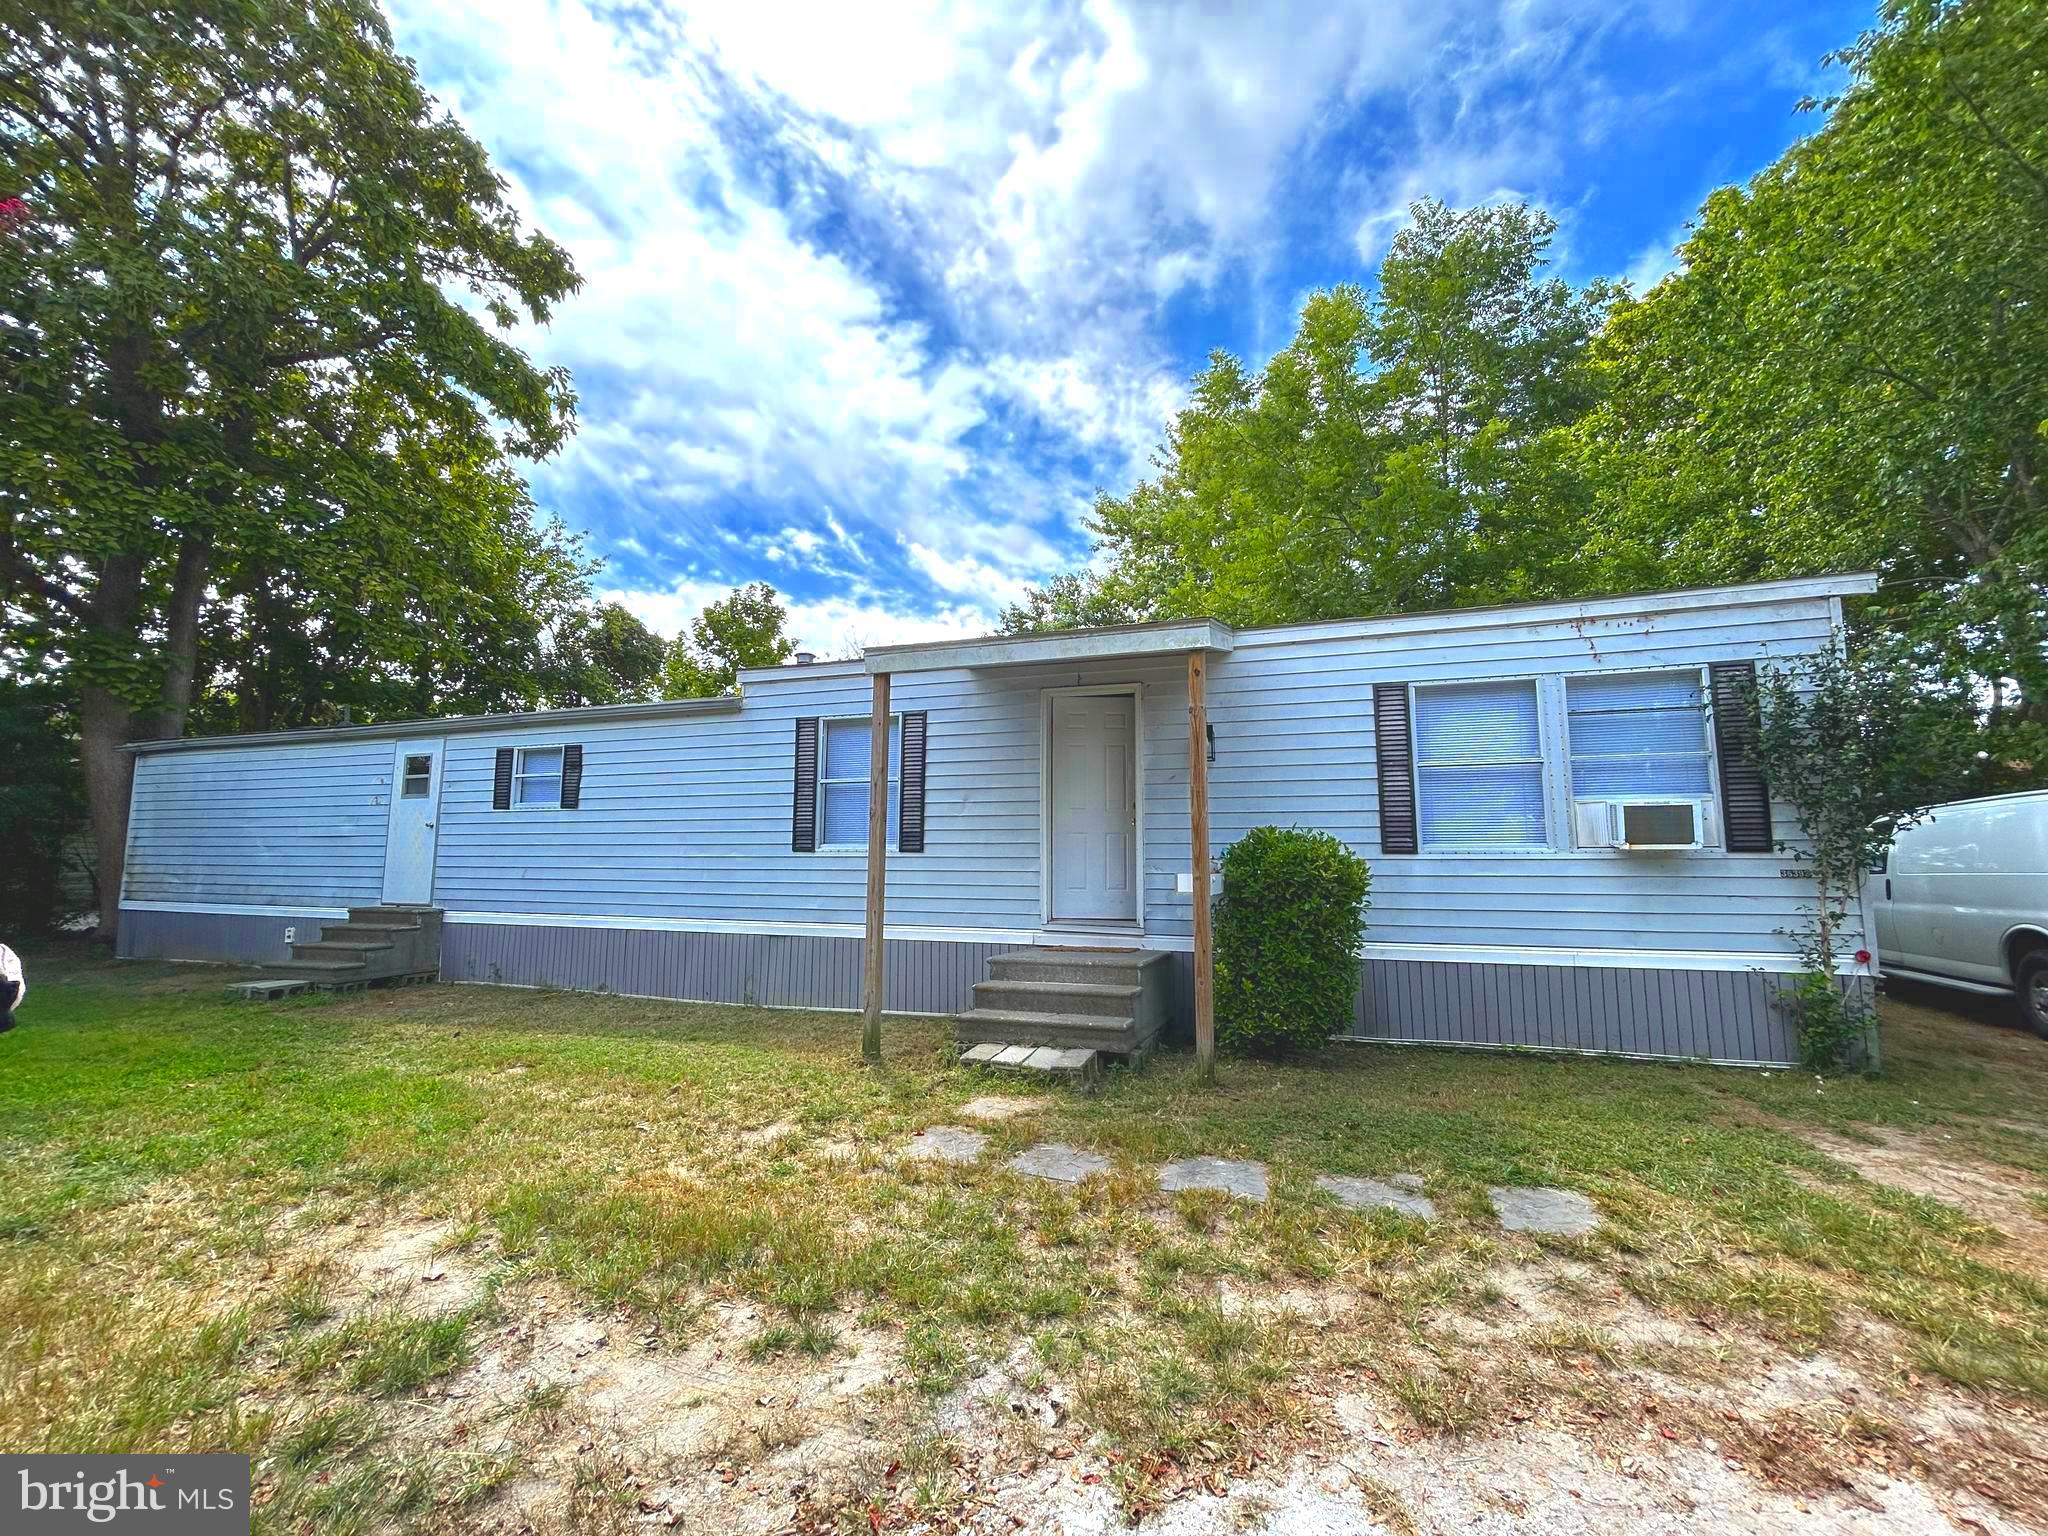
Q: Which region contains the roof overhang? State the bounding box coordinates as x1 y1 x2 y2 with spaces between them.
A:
121 694 742 755
863 618 1236 675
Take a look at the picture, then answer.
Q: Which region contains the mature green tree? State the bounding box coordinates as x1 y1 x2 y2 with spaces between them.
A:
1573 0 2047 775
0 0 580 940
660 582 796 697
544 600 668 708
1025 200 1617 628
998 570 1130 635
0 673 90 933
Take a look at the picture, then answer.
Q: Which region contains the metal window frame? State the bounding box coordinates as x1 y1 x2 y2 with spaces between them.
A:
1408 676 1554 855
510 743 567 811
815 713 903 854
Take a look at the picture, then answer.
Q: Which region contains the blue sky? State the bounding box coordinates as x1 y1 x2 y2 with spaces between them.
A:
385 0 1874 656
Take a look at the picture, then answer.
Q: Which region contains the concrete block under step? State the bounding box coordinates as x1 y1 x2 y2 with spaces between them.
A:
965 1044 1101 1082
953 1007 1142 1053
227 978 310 1001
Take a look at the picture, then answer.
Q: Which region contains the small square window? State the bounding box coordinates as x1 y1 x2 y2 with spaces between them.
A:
818 717 901 849
513 746 564 809
401 754 433 798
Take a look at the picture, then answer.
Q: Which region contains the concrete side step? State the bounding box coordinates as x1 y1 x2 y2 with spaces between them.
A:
963 1042 1101 1081
970 980 1139 1020
271 957 370 976
293 940 395 960
988 949 1171 988
954 1007 1143 1052
347 905 438 926
322 921 421 941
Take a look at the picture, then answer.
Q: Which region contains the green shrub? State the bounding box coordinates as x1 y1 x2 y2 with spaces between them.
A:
1214 825 1370 1056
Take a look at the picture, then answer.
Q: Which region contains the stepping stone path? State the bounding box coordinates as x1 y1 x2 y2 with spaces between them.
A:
904 1126 988 1164
1007 1142 1112 1184
1159 1156 1269 1203
957 1095 1038 1122
888 1127 1592 1239
1489 1185 1600 1236
1317 1173 1435 1220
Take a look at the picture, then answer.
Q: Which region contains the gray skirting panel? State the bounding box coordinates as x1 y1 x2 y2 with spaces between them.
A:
119 906 333 966
1351 958 1806 1067
442 922 1010 1017
1167 950 1815 1067
122 906 1826 1067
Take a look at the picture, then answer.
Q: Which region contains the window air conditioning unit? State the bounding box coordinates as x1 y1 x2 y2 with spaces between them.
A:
1573 799 1705 851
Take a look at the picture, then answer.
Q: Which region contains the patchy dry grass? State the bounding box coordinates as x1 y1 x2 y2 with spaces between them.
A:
3 945 2048 1531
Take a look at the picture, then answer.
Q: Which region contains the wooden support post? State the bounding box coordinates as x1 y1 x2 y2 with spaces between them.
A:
861 670 890 1065
1188 650 1215 1084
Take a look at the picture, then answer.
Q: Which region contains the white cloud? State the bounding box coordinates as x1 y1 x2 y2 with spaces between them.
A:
1624 223 1690 291
604 579 993 661
389 0 1657 633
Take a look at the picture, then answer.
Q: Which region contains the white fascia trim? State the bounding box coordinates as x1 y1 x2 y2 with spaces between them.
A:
122 900 350 918
1231 573 1879 649
437 910 1854 975
123 902 1860 977
442 910 1045 944
863 619 1234 675
737 658 869 686
1357 940 1866 977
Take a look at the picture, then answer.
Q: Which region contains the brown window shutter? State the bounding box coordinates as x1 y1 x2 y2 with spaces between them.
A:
561 744 584 809
1710 662 1772 852
492 747 514 810
899 710 928 852
791 717 819 852
1373 683 1418 855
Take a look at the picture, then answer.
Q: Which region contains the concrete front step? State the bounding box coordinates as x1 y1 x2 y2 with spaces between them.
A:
292 940 394 961
271 957 371 976
959 947 1174 1062
322 921 423 942
970 979 1140 1020
987 947 1171 988
954 1007 1143 1052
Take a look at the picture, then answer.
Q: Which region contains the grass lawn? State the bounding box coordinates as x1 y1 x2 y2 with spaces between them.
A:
3 946 2047 1532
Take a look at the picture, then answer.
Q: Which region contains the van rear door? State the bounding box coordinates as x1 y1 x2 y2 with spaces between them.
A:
1878 818 1946 976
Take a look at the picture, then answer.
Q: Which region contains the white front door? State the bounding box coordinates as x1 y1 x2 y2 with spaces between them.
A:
1048 692 1138 922
381 738 444 904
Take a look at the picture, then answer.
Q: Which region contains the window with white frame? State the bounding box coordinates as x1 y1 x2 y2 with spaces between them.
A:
400 754 433 798
513 745 564 808
1564 672 1714 799
1412 680 1548 850
819 716 901 849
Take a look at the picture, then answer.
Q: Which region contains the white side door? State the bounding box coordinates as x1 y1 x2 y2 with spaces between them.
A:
381 738 445 904
1048 693 1138 922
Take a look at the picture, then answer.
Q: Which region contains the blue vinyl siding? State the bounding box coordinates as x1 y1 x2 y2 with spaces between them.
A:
119 584 1863 969
122 742 390 905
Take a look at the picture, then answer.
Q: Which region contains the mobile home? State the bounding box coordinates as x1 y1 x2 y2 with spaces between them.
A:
116 573 1876 1067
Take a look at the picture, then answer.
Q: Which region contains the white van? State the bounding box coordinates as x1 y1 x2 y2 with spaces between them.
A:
1871 788 2048 1036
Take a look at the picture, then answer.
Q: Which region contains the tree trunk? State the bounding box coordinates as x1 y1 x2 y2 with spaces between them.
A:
158 531 212 737
79 684 139 948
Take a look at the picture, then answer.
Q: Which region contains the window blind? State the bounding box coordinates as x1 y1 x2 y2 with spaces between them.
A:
1413 680 1547 850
